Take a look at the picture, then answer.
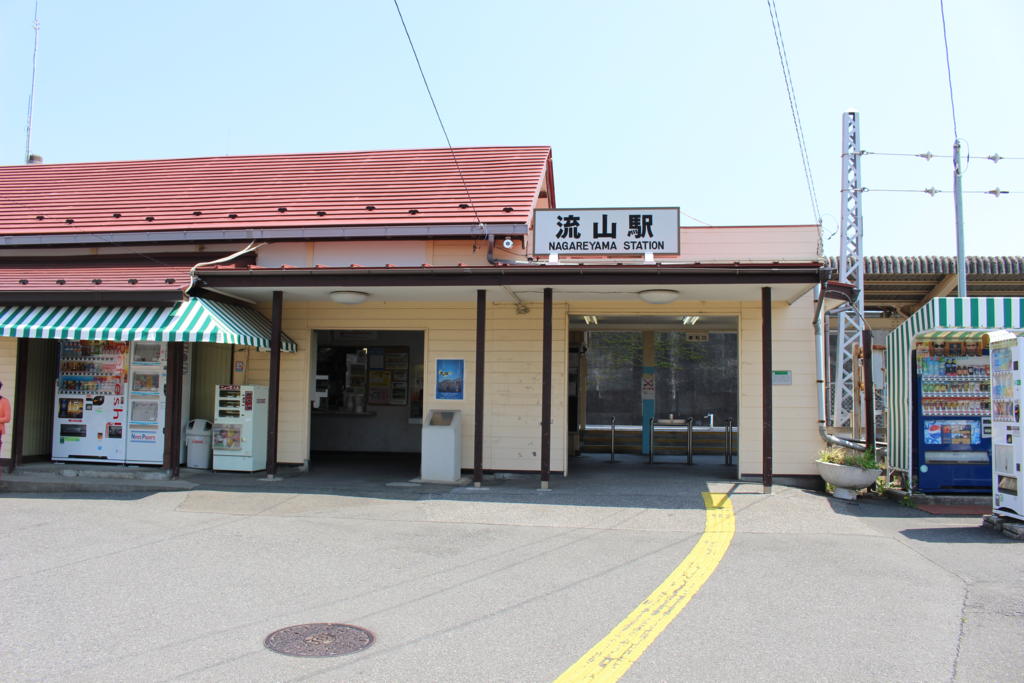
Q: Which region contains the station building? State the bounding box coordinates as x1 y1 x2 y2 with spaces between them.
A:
0 146 827 485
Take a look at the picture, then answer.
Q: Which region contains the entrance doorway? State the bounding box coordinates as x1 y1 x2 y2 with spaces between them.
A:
309 330 425 479
570 315 739 468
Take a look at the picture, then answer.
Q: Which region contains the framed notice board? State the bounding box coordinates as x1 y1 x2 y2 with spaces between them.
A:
366 347 409 406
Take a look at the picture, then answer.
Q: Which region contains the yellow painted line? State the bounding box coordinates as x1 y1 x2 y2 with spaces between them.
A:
554 492 735 683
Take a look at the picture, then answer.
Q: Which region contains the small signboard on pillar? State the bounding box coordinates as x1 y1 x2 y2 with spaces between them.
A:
641 373 656 400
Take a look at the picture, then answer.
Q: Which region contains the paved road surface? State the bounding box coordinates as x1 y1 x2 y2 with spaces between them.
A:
1 459 1021 681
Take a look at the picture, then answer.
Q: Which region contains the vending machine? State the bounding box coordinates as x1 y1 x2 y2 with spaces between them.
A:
52 340 129 462
989 332 1023 521
913 340 993 492
212 385 268 472
125 342 167 465
53 340 190 465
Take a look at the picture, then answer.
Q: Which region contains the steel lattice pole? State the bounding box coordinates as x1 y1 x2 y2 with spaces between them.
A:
832 111 865 429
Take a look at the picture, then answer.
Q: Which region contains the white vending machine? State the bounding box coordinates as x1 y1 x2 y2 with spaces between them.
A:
52 340 129 463
990 332 1023 521
212 384 268 472
125 341 165 464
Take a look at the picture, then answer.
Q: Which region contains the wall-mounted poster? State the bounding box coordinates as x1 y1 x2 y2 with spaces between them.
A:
367 347 410 406
436 359 464 400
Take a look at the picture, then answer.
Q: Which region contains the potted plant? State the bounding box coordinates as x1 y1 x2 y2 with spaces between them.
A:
816 445 881 501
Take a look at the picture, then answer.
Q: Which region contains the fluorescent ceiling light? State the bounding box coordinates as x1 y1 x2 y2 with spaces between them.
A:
638 289 679 304
329 291 369 305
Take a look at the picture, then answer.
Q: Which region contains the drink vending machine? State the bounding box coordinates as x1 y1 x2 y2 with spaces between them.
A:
989 332 1023 521
913 340 992 492
212 385 268 471
52 340 129 462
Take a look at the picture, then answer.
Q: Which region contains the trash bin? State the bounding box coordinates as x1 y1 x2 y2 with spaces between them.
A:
420 410 462 483
186 419 213 469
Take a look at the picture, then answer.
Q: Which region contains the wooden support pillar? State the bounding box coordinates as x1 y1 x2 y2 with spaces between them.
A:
163 342 184 478
540 288 552 488
762 287 773 492
266 290 283 478
8 338 29 473
473 289 486 486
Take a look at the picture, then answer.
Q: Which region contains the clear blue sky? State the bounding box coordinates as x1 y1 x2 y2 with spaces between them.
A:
1 1 1021 256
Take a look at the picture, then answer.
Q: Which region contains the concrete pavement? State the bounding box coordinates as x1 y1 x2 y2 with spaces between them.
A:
1 454 1021 681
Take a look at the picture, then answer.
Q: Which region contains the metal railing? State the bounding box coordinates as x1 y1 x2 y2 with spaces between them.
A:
686 417 695 465
609 416 616 463
725 419 734 466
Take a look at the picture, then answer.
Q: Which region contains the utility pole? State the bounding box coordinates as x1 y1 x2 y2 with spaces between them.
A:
832 111 865 431
953 140 967 296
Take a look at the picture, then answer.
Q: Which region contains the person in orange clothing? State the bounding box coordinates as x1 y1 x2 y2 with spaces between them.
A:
0 380 11 458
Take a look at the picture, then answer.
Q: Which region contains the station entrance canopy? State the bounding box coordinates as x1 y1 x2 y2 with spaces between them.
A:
0 297 296 351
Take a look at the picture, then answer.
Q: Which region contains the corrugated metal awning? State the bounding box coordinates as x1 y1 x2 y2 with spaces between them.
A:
915 329 1024 340
0 297 296 351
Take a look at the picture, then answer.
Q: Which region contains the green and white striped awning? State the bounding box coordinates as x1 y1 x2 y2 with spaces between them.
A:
0 297 296 351
885 297 1024 488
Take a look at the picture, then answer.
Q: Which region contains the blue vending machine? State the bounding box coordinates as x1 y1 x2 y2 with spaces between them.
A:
913 340 993 493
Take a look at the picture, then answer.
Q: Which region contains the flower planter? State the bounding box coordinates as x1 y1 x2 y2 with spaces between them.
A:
816 460 881 501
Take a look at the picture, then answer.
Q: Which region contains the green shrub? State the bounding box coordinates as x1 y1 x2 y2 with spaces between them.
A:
817 445 879 470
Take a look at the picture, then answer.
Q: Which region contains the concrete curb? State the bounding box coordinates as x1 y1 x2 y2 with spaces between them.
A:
0 474 198 494
883 488 989 507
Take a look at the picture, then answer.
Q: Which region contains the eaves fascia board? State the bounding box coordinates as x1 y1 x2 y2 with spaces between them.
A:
0 223 530 247
197 264 826 288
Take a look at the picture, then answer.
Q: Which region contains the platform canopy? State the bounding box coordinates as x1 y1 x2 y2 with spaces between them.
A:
0 297 296 351
885 297 1024 489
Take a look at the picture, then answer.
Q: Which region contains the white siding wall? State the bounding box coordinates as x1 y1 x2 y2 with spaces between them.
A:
239 291 819 477
242 300 568 473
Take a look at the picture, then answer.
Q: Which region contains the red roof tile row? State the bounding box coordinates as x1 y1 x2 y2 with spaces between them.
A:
0 146 553 237
0 264 193 292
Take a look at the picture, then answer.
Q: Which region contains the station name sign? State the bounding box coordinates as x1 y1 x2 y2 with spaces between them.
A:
534 208 680 256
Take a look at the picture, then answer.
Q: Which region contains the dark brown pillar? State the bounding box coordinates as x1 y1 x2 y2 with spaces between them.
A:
9 338 29 473
862 329 875 454
163 342 184 478
541 288 552 487
266 290 283 478
473 289 486 485
762 287 773 491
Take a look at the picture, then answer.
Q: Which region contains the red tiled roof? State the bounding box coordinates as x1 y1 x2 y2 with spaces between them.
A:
0 263 193 292
0 146 553 238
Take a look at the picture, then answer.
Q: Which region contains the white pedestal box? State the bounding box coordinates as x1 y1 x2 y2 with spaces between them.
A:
420 410 462 483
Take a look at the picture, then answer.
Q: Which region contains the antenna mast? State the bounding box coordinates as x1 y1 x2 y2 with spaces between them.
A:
25 1 41 163
832 111 865 431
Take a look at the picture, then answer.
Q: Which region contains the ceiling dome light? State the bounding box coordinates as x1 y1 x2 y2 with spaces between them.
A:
329 291 369 305
638 289 679 304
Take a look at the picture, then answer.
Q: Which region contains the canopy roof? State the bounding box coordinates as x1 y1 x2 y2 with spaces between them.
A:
0 297 295 351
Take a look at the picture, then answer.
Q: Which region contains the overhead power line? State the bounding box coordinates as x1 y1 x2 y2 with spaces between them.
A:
392 0 485 232
766 0 821 226
862 150 1024 162
24 1 41 163
858 187 1020 196
939 0 960 140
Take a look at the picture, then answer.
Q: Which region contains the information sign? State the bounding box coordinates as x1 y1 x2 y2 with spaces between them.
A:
534 208 680 256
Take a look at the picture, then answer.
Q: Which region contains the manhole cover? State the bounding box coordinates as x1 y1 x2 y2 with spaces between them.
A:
264 623 374 657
